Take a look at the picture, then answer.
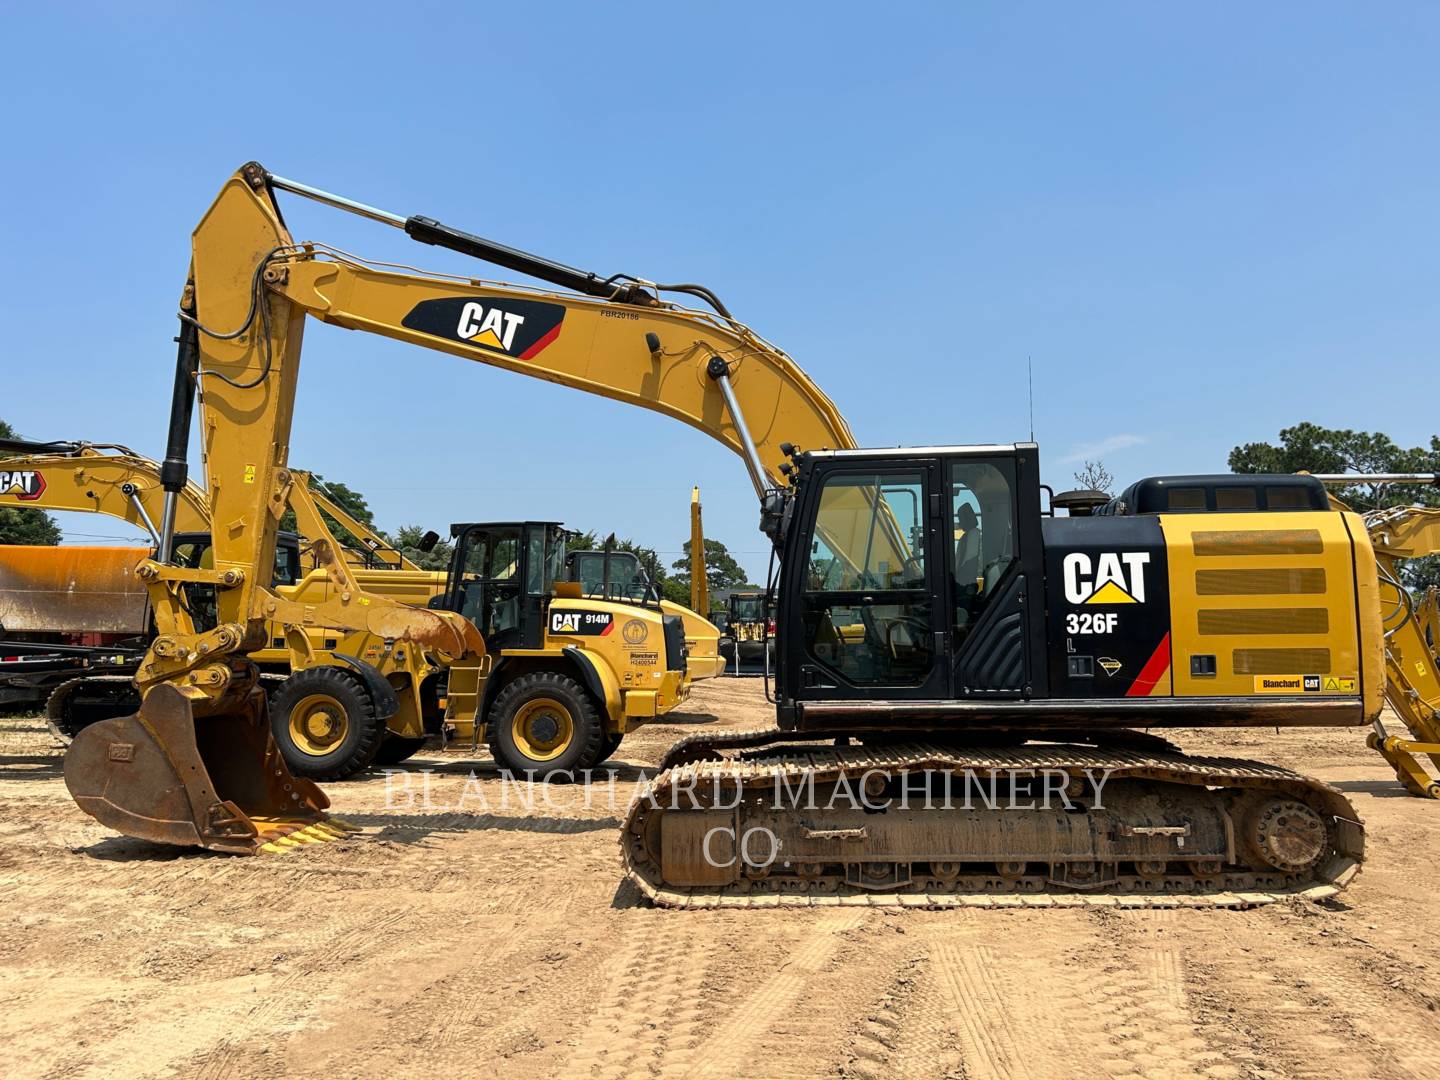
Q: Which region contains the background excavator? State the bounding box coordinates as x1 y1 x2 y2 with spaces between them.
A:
62 164 1440 910
0 440 719 780
1307 476 1440 798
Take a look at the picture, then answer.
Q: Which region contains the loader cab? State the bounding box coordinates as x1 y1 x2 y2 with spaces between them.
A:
775 444 1047 726
169 531 303 588
442 521 565 651
563 549 661 605
729 591 768 625
168 532 304 633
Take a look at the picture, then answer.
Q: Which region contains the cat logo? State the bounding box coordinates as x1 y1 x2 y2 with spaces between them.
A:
456 301 526 352
401 296 566 360
552 611 584 633
0 470 45 501
1062 552 1150 605
549 610 613 636
1255 675 1304 693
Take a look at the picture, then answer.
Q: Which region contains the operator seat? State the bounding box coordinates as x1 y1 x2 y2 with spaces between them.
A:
954 503 982 587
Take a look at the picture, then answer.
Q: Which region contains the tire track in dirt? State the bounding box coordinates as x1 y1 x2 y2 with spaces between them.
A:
931 941 1036 1080
560 914 710 1079
915 914 1228 1080
840 952 965 1080
1068 910 1301 1079
686 912 867 1079
189 906 410 1080
1183 927 1440 1079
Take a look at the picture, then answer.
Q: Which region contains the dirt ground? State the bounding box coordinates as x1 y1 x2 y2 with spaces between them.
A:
3 679 1439 1080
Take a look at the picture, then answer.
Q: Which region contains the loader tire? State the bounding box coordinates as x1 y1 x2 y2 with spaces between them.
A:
269 668 384 781
373 735 427 766
593 730 624 767
487 672 603 781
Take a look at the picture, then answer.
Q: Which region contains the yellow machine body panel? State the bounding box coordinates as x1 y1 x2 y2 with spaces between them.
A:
661 599 726 680
540 597 687 727
1160 511 1374 709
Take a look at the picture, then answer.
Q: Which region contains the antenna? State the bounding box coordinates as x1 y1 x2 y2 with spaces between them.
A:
1027 356 1034 442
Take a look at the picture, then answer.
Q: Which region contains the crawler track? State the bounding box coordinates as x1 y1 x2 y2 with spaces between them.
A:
622 740 1364 909
44 675 139 745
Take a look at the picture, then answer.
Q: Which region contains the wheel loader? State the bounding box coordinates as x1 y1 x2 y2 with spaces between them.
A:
0 440 717 779
57 163 1440 908
716 589 771 668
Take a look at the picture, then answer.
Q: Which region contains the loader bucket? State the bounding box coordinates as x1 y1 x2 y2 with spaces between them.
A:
63 683 350 855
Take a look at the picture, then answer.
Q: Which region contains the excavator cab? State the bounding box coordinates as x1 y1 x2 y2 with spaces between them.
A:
438 522 565 650
776 444 1046 713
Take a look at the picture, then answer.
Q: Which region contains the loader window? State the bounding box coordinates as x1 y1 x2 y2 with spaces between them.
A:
454 527 523 641
800 471 933 686
526 529 546 595
731 595 766 623
949 460 1016 645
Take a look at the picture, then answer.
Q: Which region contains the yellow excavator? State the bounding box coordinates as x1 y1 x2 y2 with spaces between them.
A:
60 163 1440 909
1 439 717 779
1305 476 1440 798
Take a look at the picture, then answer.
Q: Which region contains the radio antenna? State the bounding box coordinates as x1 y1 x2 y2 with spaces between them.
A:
1027 356 1035 442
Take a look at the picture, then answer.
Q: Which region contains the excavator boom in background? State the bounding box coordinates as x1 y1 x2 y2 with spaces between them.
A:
1309 474 1440 797
59 164 1440 909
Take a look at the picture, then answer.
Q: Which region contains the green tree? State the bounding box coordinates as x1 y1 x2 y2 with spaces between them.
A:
309 477 375 527
1230 422 1440 590
670 538 751 595
393 523 453 571
0 419 62 545
279 474 377 552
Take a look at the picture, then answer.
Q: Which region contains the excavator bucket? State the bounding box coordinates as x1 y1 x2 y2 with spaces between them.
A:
63 683 353 854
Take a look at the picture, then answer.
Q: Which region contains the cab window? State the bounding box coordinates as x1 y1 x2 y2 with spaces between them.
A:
525 529 546 596
1265 485 1310 510
801 471 932 686
455 528 522 636
949 460 1016 645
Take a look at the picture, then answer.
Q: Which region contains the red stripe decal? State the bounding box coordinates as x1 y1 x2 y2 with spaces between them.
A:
601 620 614 635
518 322 563 360
1127 632 1171 697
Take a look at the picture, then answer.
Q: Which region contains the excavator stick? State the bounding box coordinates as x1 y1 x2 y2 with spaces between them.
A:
63 683 353 854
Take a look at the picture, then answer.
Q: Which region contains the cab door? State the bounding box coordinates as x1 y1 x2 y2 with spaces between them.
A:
784 458 950 701
449 526 527 651
942 447 1047 699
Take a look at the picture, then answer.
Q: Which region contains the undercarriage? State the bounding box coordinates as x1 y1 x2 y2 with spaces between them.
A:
621 733 1364 909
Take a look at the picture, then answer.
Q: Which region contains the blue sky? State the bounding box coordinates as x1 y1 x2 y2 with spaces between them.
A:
2 4 1436 581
